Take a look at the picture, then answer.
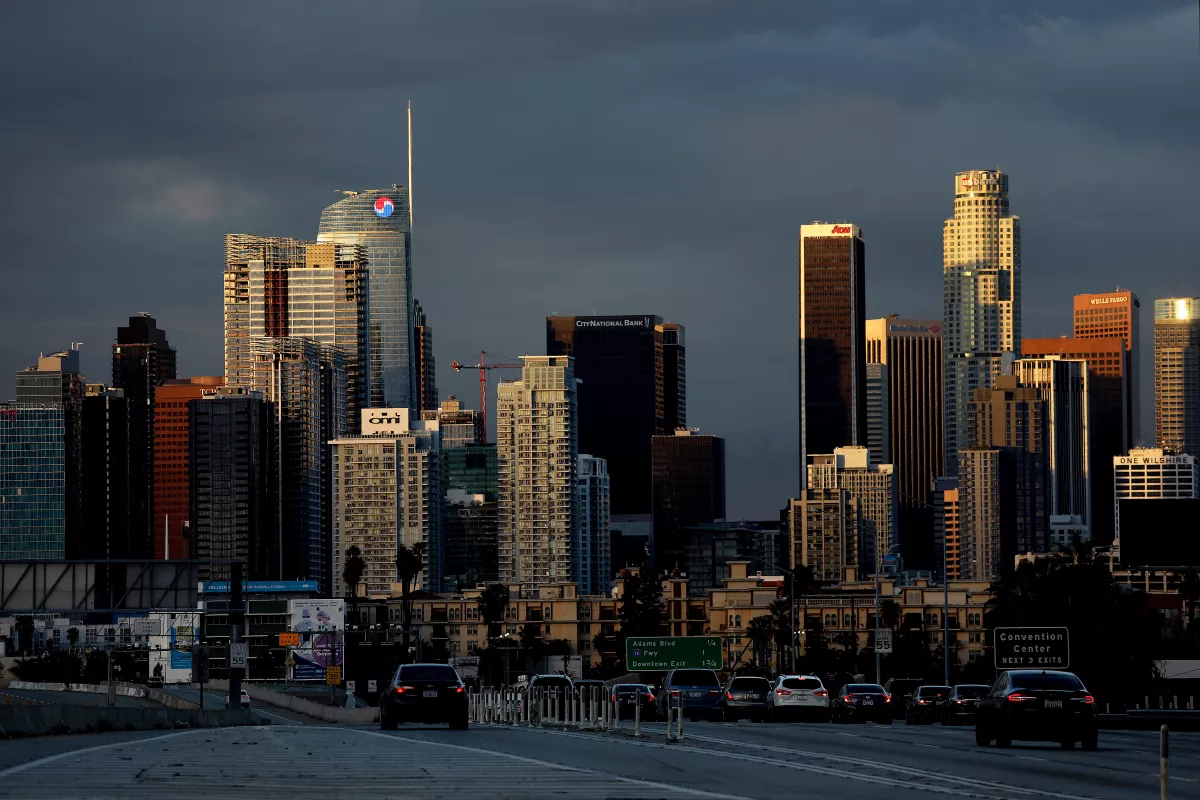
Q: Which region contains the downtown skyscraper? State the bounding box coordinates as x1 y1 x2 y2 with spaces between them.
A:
798 222 866 487
943 169 1020 475
1154 297 1200 456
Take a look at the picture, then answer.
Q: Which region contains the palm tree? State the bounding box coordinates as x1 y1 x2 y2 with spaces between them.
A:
66 627 79 651
396 542 426 662
342 545 366 600
477 583 510 640
745 614 773 669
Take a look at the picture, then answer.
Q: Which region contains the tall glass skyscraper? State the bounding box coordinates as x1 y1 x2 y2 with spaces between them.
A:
943 169 1021 475
318 187 414 409
0 404 65 559
1154 297 1200 456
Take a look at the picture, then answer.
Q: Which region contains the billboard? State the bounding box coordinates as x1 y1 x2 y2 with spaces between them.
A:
1118 499 1200 568
149 612 199 684
288 599 345 681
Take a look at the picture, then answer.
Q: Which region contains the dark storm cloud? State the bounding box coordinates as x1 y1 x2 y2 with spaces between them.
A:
0 1 1195 516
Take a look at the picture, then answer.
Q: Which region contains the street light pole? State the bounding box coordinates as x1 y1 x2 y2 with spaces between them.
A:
874 552 881 685
790 569 797 675
943 530 950 686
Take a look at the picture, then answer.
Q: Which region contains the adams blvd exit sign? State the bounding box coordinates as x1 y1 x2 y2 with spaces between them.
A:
625 636 722 671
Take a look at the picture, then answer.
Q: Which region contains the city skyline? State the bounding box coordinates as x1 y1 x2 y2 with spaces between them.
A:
1 3 1196 519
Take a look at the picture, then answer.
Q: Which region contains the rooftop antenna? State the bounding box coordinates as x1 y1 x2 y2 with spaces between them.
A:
407 100 414 229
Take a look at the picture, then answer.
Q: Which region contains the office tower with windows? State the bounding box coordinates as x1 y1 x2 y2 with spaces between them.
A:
660 322 686 432
1075 289 1140 443
444 443 497 498
546 315 681 516
1022 336 1128 547
865 316 944 567
80 385 127 561
317 186 414 409
967 376 1049 559
0 404 65 559
112 314 177 559
1014 357 1090 530
957 448 1012 581
413 298 436 416
1154 298 1200 455
931 476 960 581
1113 448 1199 548
224 234 303 386
943 170 1020 474
786 488 867 583
421 396 480 448
153 377 225 560
799 222 866 486
15 345 85 558
651 429 727 571
189 387 277 582
865 363 889 466
497 356 579 587
578 454 611 596
248 337 347 591
444 490 499 592
808 446 896 563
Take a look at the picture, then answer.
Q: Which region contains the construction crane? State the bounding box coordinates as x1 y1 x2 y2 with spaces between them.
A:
450 352 523 445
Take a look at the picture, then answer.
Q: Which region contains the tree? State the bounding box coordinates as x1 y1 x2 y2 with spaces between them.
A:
614 570 664 672
396 542 426 663
342 545 367 599
15 615 34 655
477 583 510 640
745 614 774 670
66 627 80 650
520 622 546 673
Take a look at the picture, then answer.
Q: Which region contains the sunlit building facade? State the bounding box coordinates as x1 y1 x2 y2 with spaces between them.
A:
1154 298 1200 456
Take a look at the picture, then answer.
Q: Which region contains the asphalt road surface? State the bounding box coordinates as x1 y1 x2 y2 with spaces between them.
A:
0 719 1195 798
159 685 318 726
0 688 159 709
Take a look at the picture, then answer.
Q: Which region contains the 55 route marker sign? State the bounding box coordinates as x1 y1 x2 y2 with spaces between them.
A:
994 627 1070 669
625 636 722 671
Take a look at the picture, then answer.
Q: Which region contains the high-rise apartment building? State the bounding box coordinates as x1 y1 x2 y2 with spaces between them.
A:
189 387 277 582
248 337 347 591
808 446 896 562
421 396 480 448
1113 448 1199 547
1022 336 1128 547
957 448 1012 581
317 186 415 409
331 408 444 595
967 376 1049 558
578 454 612 595
865 363 889 467
546 315 683 515
80 385 127 561
153 377 225 560
1074 289 1140 443
651 429 727 571
1014 357 1090 529
1154 298 1200 456
660 322 686 433
931 476 960 581
943 169 1020 474
15 345 84 558
444 443 497 498
798 222 866 486
0 404 65 559
413 298 436 416
497 355 579 587
444 490 499 592
112 314 177 559
786 488 868 583
865 316 944 567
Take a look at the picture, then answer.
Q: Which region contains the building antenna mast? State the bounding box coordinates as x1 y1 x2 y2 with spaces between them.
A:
407 100 413 229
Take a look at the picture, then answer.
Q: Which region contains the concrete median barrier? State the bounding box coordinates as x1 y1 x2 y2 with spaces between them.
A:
0 704 258 738
207 680 377 724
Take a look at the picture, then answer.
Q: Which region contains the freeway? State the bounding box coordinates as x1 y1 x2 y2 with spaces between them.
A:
0 718 1195 798
159 684 318 726
0 688 159 709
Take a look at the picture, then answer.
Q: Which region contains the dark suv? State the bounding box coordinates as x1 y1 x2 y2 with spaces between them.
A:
657 668 724 720
883 678 924 719
975 670 1098 750
906 685 951 725
380 663 468 730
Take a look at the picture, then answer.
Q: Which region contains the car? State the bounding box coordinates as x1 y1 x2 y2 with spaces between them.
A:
832 683 892 724
657 668 724 721
975 670 1098 750
722 675 772 722
906 685 951 725
612 683 657 721
940 684 990 726
379 662 468 730
882 677 924 719
528 674 574 720
766 675 830 722
225 688 251 709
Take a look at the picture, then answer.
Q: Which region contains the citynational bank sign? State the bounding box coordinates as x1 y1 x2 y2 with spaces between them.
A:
576 317 653 329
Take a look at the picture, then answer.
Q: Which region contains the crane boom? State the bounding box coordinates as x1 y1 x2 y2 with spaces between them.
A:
450 352 523 445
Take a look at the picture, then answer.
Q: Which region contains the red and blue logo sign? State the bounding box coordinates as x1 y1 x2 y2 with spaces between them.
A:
373 196 395 218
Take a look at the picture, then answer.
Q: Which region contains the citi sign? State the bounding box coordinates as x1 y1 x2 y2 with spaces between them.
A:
830 225 852 234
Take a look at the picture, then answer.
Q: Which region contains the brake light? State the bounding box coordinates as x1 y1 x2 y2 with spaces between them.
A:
611 693 617 702
726 691 734 701
1081 695 1095 705
777 689 792 696
670 689 680 696
394 685 415 694
884 694 891 703
954 699 966 705
456 686 464 694
1007 692 1037 703
918 699 929 705
645 693 655 702
843 694 854 703
814 689 828 697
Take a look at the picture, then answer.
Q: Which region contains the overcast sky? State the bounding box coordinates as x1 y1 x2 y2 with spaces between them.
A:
1 2 1196 518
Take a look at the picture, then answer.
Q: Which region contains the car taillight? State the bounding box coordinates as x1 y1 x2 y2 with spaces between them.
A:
611 693 617 702
777 689 792 696
1007 692 1037 703
884 694 891 703
456 686 464 693
726 691 734 701
814 689 828 697
843 694 854 703
645 693 655 702
954 699 966 705
670 689 680 696
918 699 929 705
1081 695 1095 705
395 685 415 694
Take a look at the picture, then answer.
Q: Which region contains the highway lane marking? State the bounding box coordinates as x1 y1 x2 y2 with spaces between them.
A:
253 708 303 726
0 728 214 778
355 728 751 799
1018 756 1049 762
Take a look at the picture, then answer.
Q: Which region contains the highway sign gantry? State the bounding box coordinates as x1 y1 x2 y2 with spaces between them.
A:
625 636 722 671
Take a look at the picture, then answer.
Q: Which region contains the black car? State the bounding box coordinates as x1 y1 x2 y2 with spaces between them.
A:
975 670 1098 750
832 683 893 724
657 668 724 720
722 675 771 722
940 684 989 726
882 677 924 719
906 685 951 725
380 663 468 730
613 683 657 720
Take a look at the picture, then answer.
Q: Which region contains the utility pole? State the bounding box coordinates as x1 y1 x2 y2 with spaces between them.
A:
874 553 881 685
943 531 951 686
228 562 245 710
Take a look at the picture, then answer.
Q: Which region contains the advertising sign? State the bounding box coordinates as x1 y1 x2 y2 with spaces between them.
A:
994 627 1070 669
289 599 345 681
625 636 722 671
361 408 411 435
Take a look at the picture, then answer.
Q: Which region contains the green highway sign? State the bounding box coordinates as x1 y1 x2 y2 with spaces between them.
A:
625 636 723 671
